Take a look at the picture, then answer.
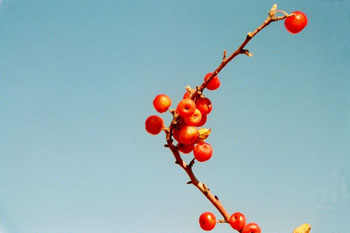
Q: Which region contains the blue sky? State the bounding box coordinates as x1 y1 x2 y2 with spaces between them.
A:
0 0 349 233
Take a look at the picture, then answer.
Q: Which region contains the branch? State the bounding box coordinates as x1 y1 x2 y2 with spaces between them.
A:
193 4 288 99
165 4 289 223
166 138 231 222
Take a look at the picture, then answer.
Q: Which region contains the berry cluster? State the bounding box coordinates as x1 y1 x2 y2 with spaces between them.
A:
145 72 220 162
199 211 260 232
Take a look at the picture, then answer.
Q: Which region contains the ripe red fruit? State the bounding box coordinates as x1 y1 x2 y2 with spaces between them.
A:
153 94 172 113
229 212 246 231
204 73 220 90
145 115 164 135
184 108 202 126
183 90 191 99
242 223 261 233
284 11 308 34
199 212 216 231
194 113 207 127
193 142 213 162
176 98 196 117
179 125 199 145
196 97 212 115
178 143 194 154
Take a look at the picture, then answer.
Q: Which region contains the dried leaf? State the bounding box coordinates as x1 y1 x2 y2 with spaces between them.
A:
293 224 311 233
196 128 211 143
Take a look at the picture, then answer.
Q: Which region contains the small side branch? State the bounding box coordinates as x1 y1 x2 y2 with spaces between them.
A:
192 6 288 99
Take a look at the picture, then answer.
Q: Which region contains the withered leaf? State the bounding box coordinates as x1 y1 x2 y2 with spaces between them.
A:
196 128 211 143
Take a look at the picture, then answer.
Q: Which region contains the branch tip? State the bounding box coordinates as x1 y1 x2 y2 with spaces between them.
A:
242 49 253 57
223 50 227 60
269 4 278 17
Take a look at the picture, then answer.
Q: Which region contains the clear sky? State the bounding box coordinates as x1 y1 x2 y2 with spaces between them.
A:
0 0 349 233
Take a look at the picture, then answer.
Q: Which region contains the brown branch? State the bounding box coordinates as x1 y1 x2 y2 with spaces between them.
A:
192 5 288 100
164 4 289 223
166 138 231 222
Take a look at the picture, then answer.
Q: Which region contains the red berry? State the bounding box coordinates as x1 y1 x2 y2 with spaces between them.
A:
183 90 191 99
179 125 199 145
184 108 202 126
204 73 220 90
145 115 164 135
176 98 196 117
178 143 194 154
229 212 246 231
242 223 261 233
193 142 213 162
194 113 207 127
196 97 212 115
153 94 172 113
284 11 308 34
199 212 216 231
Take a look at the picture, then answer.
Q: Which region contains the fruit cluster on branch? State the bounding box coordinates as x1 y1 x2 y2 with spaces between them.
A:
145 3 309 232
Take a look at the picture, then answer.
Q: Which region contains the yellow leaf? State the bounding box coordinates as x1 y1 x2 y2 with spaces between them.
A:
196 128 211 143
293 224 311 233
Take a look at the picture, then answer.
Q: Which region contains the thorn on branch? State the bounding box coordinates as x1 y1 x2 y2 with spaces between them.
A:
195 86 202 96
242 49 253 57
202 183 210 194
223 50 227 61
215 195 219 200
187 181 192 184
189 158 196 168
217 219 228 223
164 144 169 148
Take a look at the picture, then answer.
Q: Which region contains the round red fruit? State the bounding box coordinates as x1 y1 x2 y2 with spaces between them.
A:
196 97 212 115
194 113 207 127
179 125 199 145
284 11 308 34
178 143 194 154
204 73 220 90
199 212 216 231
229 212 246 231
145 115 164 135
153 94 172 113
183 91 191 99
184 108 202 126
176 98 196 117
242 223 261 233
193 142 213 162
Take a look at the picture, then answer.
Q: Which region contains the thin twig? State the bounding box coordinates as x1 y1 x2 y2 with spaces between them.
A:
165 4 288 223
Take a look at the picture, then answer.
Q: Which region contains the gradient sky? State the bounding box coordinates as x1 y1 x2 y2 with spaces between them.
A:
1 0 349 233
